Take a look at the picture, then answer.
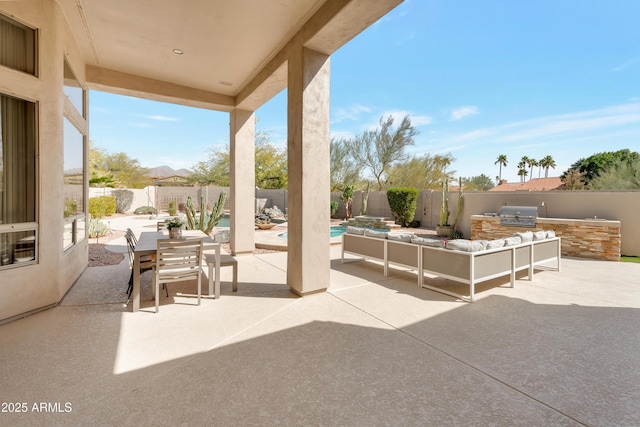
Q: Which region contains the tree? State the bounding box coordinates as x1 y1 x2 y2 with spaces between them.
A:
495 154 507 182
190 146 230 186
89 143 151 188
189 131 287 189
527 157 538 180
589 158 640 189
462 174 494 191
346 115 418 191
562 169 586 190
518 157 528 183
339 184 355 219
518 166 528 182
561 149 639 186
254 132 287 189
386 153 455 190
330 137 362 191
539 155 556 178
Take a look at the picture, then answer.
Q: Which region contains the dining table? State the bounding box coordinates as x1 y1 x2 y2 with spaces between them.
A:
131 230 221 312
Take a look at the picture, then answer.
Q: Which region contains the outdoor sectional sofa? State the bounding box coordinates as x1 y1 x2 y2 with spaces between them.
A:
341 227 561 302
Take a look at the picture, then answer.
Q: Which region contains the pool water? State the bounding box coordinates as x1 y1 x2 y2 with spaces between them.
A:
216 214 230 228
278 226 346 238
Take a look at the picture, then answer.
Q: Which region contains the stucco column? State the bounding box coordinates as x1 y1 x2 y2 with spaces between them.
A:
286 47 331 295
230 109 256 255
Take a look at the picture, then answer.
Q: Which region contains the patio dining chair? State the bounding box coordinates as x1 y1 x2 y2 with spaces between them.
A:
153 237 204 313
125 229 155 299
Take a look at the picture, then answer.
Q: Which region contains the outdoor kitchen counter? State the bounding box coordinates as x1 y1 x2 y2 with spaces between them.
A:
471 215 621 261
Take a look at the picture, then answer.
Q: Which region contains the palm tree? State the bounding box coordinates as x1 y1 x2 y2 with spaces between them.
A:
540 155 556 178
517 158 527 183
495 154 508 183
527 158 538 180
518 167 528 183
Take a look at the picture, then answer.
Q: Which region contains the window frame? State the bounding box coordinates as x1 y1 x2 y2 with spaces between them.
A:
0 93 39 270
62 56 87 252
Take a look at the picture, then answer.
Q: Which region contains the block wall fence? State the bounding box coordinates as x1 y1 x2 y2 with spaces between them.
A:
90 187 639 256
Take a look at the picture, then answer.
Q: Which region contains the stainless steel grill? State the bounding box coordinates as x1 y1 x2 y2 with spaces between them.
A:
499 206 537 227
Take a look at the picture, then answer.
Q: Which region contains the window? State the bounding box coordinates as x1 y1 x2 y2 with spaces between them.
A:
63 117 86 251
0 13 36 76
0 93 37 268
63 58 84 115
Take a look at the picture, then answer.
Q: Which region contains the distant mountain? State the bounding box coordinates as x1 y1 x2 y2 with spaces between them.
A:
148 165 192 178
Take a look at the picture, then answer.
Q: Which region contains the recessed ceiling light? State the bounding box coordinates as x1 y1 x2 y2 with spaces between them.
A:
172 49 183 55
219 81 233 86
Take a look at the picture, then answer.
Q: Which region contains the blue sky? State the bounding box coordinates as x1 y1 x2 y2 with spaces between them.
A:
90 0 640 183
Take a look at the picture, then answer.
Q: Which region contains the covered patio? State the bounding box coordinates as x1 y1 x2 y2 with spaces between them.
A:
1 246 638 425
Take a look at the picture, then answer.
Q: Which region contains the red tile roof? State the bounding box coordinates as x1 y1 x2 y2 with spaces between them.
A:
489 177 564 192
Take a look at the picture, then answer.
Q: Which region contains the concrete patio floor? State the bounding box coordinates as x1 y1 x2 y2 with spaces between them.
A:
1 241 639 426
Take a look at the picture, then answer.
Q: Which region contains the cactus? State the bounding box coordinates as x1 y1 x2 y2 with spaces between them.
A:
439 180 450 226
185 192 227 235
452 177 464 230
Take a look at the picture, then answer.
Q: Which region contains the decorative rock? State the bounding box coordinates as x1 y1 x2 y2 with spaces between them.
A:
213 230 230 243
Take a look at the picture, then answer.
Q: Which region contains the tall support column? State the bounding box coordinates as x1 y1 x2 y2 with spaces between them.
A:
230 109 256 255
287 47 331 295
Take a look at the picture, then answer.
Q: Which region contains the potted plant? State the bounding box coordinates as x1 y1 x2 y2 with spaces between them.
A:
166 217 184 238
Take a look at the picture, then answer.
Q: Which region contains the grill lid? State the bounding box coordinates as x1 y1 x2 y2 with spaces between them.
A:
499 206 537 227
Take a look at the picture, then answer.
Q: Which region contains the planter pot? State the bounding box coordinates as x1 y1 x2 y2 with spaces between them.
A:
256 223 277 230
436 225 453 237
168 228 182 238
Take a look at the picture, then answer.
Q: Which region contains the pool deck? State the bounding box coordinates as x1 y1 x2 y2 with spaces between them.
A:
2 224 639 425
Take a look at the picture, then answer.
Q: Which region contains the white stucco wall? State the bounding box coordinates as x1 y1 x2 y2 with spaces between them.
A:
0 0 88 322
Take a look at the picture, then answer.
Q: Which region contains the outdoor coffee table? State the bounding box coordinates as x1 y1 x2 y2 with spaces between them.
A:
131 230 221 312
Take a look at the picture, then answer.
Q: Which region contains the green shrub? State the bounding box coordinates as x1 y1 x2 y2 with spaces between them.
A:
134 206 157 215
386 187 418 227
168 200 177 216
449 229 464 240
112 189 134 213
88 196 116 218
330 200 339 217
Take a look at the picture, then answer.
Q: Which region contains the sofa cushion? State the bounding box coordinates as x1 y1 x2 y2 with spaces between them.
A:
514 231 533 242
503 236 522 246
346 226 365 235
446 239 487 252
387 233 413 242
364 229 388 239
486 239 506 249
411 237 445 247
546 230 556 238
532 230 547 241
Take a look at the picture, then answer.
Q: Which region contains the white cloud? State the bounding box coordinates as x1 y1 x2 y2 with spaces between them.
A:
330 130 356 141
144 115 180 122
378 110 433 127
611 58 639 72
131 122 153 129
332 104 372 123
450 106 479 121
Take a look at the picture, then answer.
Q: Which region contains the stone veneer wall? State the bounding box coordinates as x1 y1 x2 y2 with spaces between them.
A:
471 216 621 261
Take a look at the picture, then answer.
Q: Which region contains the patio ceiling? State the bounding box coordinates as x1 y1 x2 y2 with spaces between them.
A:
57 0 402 111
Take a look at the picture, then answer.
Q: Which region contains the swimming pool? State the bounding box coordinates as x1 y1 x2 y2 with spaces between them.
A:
278 226 346 238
